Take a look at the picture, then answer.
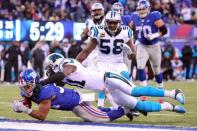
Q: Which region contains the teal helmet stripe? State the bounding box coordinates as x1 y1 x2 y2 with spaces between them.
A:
105 72 131 86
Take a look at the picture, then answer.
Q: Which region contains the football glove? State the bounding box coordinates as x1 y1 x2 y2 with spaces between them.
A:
12 100 32 114
145 32 160 41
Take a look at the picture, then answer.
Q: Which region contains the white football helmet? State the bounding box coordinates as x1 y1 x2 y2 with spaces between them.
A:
53 58 64 73
137 0 151 18
111 2 124 15
91 3 104 19
44 53 64 76
104 11 121 35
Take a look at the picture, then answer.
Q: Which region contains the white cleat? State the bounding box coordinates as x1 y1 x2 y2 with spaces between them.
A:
174 89 185 104
173 105 186 113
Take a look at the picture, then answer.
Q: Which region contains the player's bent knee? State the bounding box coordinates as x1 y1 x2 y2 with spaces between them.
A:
153 66 161 75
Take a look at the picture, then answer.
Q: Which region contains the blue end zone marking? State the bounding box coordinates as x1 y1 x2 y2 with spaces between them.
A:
0 128 37 131
0 118 197 130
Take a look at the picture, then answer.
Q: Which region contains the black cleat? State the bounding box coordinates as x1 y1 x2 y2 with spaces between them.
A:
126 112 133 121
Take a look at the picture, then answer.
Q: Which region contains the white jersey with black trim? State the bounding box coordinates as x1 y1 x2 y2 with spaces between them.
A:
85 18 105 36
58 58 105 92
90 25 133 63
83 18 105 68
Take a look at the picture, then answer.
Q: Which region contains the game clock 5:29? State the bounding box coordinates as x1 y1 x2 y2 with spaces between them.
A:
29 21 64 41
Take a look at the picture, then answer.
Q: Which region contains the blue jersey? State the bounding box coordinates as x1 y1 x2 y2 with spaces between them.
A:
121 15 131 26
131 11 162 45
21 84 80 111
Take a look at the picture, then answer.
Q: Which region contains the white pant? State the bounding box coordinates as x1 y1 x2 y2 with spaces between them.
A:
72 101 110 122
105 72 138 109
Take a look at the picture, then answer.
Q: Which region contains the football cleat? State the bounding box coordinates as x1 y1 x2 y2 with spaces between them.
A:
174 89 185 104
173 105 186 114
126 112 133 121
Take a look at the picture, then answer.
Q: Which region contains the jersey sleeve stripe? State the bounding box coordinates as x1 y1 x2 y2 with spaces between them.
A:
93 27 99 37
80 102 109 118
128 29 132 38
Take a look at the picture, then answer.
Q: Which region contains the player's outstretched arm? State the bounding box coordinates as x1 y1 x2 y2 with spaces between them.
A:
40 72 65 85
12 99 51 121
76 38 97 63
28 99 51 120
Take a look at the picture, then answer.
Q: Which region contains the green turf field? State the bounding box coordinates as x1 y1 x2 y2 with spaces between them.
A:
0 81 197 127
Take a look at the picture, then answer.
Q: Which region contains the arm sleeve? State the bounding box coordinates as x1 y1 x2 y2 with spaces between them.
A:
40 72 65 85
125 28 133 43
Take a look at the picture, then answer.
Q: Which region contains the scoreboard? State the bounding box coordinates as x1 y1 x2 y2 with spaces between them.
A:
0 20 74 42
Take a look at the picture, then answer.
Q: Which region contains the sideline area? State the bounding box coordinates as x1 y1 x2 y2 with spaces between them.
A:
0 119 196 131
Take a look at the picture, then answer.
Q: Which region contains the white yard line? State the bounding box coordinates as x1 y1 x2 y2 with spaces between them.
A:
0 121 188 131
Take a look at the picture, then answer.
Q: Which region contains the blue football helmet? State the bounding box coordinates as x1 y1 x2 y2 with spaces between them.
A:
137 0 150 18
19 69 40 97
111 2 124 15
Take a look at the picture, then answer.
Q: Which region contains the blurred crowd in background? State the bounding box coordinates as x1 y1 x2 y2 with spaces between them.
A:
0 0 196 25
0 0 196 83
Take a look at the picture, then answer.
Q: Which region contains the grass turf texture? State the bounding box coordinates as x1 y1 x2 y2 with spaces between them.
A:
0 80 196 127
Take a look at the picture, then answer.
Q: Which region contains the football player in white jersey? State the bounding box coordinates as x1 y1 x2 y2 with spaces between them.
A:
40 55 186 116
76 11 136 107
81 2 105 69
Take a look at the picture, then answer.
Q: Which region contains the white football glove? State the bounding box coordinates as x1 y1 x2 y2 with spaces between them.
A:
12 100 32 114
123 44 132 55
145 32 160 41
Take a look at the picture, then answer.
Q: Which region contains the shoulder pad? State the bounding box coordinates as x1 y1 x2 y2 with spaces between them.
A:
151 11 161 16
85 19 89 26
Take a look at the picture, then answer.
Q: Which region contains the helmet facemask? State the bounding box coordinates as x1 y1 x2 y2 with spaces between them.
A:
91 9 104 20
19 70 39 97
44 53 64 76
105 20 121 36
137 6 150 18
19 83 34 97
91 3 104 20
137 0 150 18
104 11 121 36
112 2 124 16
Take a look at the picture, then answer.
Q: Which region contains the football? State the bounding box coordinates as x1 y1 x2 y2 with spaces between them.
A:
20 97 32 108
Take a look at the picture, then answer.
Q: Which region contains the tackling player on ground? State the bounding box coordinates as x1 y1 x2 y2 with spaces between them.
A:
12 69 127 122
39 53 186 116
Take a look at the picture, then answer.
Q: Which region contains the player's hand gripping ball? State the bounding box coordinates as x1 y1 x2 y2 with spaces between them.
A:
20 97 32 108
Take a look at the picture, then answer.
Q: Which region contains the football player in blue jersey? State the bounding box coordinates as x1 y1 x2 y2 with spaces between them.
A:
130 0 168 101
11 69 129 122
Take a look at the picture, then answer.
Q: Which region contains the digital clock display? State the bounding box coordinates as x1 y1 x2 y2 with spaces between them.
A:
0 20 74 42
